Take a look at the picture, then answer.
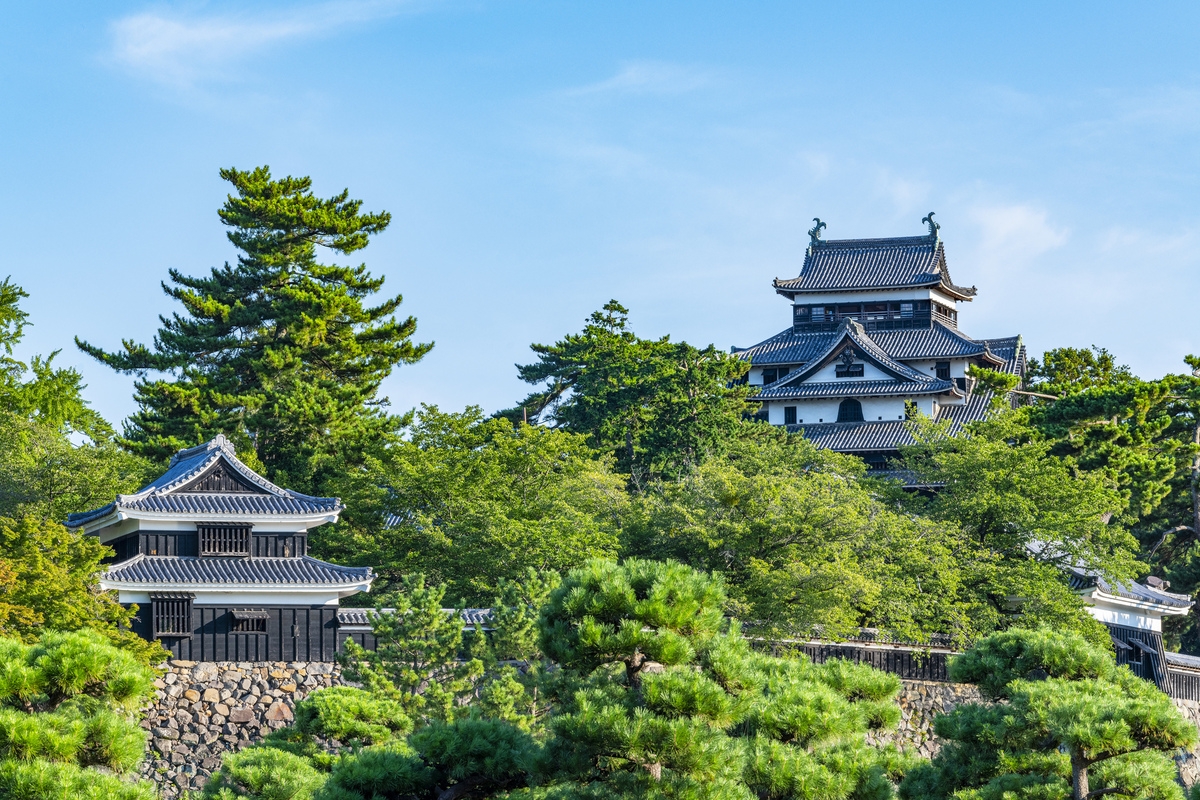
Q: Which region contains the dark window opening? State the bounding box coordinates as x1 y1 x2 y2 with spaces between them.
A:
761 366 789 385
835 363 864 378
231 609 268 633
935 361 951 380
837 398 864 422
784 406 797 425
199 524 252 557
151 594 193 638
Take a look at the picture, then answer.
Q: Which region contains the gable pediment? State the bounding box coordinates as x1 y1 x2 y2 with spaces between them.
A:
177 459 263 494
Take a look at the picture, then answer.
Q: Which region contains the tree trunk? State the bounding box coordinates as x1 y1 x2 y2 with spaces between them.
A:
1071 750 1089 800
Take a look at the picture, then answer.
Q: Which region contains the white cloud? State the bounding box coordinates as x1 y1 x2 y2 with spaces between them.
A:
108 0 421 87
563 61 716 97
968 204 1068 263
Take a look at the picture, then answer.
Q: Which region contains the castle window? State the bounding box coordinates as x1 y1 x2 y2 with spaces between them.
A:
899 303 913 318
835 363 864 378
231 609 268 633
935 362 951 380
837 398 864 422
151 593 193 638
199 524 251 557
784 406 797 425
811 306 826 322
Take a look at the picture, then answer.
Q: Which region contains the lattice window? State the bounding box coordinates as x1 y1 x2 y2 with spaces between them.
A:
151 593 193 638
199 525 251 556
231 609 268 633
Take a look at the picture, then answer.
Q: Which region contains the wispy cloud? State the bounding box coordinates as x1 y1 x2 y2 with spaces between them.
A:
563 61 717 97
108 0 422 87
968 204 1068 262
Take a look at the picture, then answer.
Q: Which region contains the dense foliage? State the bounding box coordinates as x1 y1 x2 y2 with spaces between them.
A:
902 628 1196 800
0 630 157 800
207 559 914 800
0 279 160 662
501 301 752 482
321 405 626 603
77 166 430 493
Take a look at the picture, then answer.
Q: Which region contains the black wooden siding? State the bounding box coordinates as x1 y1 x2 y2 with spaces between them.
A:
799 642 951 681
1171 670 1200 701
126 604 339 661
105 530 307 562
337 629 377 652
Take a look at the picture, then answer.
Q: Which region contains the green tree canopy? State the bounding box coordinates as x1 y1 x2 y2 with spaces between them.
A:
901 628 1196 800
77 166 431 492
501 301 752 482
0 629 157 800
528 558 912 800
324 405 626 604
895 414 1141 647
339 573 483 724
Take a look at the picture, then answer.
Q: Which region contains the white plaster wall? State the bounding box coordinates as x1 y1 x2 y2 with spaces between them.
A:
768 397 912 425
906 358 970 379
806 359 891 382
748 365 802 385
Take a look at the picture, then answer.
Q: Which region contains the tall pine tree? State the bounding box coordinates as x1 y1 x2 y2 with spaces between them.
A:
77 166 431 491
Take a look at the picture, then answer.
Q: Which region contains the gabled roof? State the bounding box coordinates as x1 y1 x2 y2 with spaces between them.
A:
100 554 372 589
66 435 342 530
771 318 942 386
773 234 977 300
734 323 1008 367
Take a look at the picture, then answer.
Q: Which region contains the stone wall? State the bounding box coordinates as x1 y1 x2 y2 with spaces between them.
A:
139 659 345 797
868 679 983 758
137 667 1200 795
1172 698 1200 788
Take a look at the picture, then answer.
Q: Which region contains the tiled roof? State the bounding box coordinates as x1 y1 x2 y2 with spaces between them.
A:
735 323 1008 367
113 494 339 517
773 235 976 299
758 378 957 401
101 555 372 587
337 608 494 627
67 435 342 528
733 328 836 366
981 335 1026 375
1066 567 1193 611
785 393 991 453
788 420 922 452
1166 652 1200 671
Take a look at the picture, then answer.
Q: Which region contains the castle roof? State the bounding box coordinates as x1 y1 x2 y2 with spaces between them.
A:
101 554 372 590
735 323 1008 368
66 435 342 531
773 234 976 300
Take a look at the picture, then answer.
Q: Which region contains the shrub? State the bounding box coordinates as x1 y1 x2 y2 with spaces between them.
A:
294 687 411 746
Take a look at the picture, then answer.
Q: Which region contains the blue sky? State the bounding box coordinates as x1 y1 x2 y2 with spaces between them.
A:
4 1 1200 427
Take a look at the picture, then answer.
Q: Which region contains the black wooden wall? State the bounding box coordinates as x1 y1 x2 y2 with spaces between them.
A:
106 530 308 561
128 604 339 661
